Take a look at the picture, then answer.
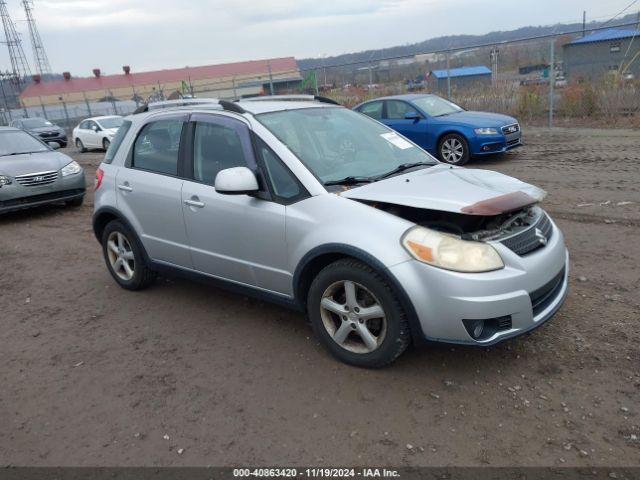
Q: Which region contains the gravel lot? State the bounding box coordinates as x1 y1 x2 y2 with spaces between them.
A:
1 126 639 467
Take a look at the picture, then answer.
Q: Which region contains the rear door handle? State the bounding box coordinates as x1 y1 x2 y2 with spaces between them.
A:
118 184 133 192
184 198 205 208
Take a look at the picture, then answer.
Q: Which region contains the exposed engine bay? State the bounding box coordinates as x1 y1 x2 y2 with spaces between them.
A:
360 200 544 242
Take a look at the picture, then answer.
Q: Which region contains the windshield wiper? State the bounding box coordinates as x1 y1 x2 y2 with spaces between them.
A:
374 162 434 180
1 152 31 157
324 176 375 187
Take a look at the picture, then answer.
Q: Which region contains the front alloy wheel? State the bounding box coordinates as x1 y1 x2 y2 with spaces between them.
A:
320 280 387 354
307 259 411 368
439 134 469 165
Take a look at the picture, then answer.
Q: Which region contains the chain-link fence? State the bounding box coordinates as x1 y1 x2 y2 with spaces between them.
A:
1 21 639 131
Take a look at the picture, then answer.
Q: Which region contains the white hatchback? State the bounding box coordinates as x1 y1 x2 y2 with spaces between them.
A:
72 115 124 152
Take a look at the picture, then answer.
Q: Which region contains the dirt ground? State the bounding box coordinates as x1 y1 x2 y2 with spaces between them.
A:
1 126 639 467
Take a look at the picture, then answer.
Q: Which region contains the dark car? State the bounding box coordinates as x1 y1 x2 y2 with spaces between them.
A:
354 94 522 165
9 117 68 148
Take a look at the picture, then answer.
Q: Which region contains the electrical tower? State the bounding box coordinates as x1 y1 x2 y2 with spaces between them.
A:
22 0 51 76
0 0 32 84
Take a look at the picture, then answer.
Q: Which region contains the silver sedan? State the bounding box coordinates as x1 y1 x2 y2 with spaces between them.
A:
0 127 86 214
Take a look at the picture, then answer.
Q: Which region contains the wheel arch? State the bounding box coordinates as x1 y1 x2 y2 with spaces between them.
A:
436 129 469 150
293 243 426 345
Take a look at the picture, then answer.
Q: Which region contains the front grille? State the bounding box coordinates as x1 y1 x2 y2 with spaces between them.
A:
506 138 520 147
0 189 84 209
500 212 553 256
39 132 58 138
502 123 520 135
530 267 565 317
14 171 58 187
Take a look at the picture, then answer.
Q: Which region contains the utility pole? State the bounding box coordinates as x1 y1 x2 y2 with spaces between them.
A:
490 46 499 85
267 61 274 95
548 38 555 129
445 50 451 100
22 0 51 76
232 77 237 100
582 11 586 37
0 76 11 122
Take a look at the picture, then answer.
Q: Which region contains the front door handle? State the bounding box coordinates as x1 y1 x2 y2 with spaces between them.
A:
118 184 133 192
184 198 205 208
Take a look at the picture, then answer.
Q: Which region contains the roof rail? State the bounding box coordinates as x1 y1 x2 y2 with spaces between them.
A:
239 94 340 105
147 98 220 111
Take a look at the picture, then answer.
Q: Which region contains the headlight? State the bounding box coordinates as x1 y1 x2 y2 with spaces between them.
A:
61 161 81 177
0 175 12 187
474 127 498 135
401 226 504 273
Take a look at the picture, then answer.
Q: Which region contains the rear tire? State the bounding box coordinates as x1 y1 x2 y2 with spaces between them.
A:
307 259 411 368
103 138 111 151
101 220 156 291
438 133 469 165
75 138 87 153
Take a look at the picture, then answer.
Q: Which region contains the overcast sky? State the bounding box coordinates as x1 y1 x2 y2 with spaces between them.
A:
0 0 637 76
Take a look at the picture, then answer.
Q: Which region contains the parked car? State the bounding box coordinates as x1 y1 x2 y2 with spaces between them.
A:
72 115 124 152
0 127 85 214
9 117 67 148
354 94 522 165
92 96 567 368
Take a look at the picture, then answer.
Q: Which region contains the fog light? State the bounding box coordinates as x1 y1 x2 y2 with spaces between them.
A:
462 319 485 340
482 145 491 151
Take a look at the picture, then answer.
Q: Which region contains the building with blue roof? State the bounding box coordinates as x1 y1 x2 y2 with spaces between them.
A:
563 28 640 80
428 65 492 92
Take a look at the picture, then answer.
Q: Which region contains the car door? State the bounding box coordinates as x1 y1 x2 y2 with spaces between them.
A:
181 113 290 293
382 100 429 149
115 113 192 267
87 121 101 147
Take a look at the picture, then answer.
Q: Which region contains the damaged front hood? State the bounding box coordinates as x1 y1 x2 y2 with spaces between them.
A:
340 165 546 215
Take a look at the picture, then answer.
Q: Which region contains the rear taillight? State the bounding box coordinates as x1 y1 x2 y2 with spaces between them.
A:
94 167 104 191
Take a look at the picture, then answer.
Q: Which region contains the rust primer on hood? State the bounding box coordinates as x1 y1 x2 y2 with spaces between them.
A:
461 191 538 215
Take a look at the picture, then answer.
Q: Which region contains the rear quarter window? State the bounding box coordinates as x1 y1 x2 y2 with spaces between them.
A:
104 120 132 164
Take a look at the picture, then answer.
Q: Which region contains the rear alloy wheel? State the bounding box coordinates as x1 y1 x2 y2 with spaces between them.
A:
102 220 156 290
75 138 86 153
439 133 469 165
307 259 411 368
103 138 111 151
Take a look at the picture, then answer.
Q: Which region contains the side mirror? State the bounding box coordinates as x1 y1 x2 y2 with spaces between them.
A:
47 141 61 150
404 111 422 121
214 167 259 195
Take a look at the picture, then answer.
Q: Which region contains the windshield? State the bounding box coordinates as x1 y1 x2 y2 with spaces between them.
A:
257 107 437 184
99 117 124 129
0 130 50 156
21 118 54 128
412 95 463 117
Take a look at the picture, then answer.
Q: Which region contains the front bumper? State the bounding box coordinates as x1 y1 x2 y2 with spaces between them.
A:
0 170 85 214
389 219 568 346
470 129 522 156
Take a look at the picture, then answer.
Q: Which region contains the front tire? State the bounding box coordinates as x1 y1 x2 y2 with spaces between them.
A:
307 259 411 368
438 133 469 165
75 138 87 153
103 138 111 151
101 220 156 291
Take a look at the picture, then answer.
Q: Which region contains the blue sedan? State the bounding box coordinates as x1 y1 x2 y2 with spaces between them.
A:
354 94 522 165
